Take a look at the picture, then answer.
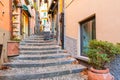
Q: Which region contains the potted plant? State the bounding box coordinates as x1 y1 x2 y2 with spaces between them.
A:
86 40 120 80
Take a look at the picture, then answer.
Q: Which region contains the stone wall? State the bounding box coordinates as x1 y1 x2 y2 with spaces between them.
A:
109 55 120 80
65 36 77 56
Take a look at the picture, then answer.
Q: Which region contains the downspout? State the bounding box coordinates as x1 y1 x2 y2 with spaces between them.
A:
10 0 13 39
63 0 66 49
57 0 60 46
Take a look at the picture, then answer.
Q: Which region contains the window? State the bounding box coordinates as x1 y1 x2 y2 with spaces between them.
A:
44 12 46 16
44 19 46 25
80 16 96 56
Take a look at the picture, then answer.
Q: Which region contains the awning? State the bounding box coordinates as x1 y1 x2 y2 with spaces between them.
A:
22 5 31 17
22 5 28 10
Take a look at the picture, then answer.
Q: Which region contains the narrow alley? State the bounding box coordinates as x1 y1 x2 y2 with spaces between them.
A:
1 0 120 80
0 34 86 80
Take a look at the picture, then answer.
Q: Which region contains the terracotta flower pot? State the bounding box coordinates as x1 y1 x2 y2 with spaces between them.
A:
88 67 114 80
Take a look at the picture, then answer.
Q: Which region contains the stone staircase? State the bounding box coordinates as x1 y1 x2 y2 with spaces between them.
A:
0 35 86 80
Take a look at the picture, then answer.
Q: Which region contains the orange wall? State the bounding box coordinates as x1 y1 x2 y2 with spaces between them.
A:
65 0 120 43
0 1 11 62
0 0 11 32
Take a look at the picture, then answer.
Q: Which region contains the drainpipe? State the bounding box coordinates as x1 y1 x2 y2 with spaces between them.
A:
10 0 13 39
63 0 66 49
57 0 60 46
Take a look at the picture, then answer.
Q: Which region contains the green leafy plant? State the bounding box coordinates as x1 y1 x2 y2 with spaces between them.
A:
87 40 120 70
11 38 21 41
11 35 21 41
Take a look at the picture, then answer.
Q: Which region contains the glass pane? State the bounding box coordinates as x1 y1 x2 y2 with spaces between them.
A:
81 17 96 56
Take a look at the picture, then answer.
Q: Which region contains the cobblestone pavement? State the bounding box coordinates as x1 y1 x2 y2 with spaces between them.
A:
0 34 87 80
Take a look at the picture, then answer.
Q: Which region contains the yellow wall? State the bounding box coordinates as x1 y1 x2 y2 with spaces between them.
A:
22 11 29 38
59 0 63 13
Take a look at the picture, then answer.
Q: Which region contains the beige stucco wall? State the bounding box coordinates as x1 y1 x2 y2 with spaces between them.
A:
65 0 120 58
65 0 120 43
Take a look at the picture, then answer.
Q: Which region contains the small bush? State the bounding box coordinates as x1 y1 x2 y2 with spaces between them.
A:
87 40 120 70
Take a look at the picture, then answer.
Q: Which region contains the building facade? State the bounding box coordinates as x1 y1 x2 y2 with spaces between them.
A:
12 0 35 39
0 0 12 65
34 0 41 34
0 0 36 65
48 0 65 48
40 0 48 28
65 0 120 78
65 0 120 59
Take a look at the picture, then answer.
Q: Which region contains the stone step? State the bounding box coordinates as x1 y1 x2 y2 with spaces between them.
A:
5 60 75 68
20 43 57 46
6 57 76 68
19 47 60 50
26 37 44 39
23 39 44 42
20 42 57 46
1 64 86 80
19 45 60 49
10 53 70 60
20 50 67 55
38 73 86 80
17 52 70 58
0 73 86 80
29 36 44 38
21 40 55 43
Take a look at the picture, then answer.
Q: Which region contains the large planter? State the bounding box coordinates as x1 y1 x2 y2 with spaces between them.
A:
88 67 114 80
7 41 19 56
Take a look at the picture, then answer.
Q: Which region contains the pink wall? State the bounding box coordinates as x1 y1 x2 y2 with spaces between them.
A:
65 0 120 43
30 9 35 34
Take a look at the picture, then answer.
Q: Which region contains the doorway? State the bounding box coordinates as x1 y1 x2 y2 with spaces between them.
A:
80 16 96 56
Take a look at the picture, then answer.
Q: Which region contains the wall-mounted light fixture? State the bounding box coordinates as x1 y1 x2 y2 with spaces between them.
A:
16 3 22 8
53 1 56 4
2 10 5 16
